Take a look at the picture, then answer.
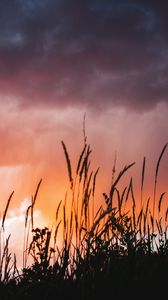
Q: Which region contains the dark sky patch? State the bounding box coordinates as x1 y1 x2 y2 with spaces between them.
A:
0 0 168 112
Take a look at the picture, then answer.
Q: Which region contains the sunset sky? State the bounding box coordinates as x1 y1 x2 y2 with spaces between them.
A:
1 1 168 259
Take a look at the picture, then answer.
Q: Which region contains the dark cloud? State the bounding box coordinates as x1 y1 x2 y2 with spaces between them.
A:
0 0 168 111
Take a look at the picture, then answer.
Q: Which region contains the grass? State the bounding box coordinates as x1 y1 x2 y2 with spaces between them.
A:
0 132 168 299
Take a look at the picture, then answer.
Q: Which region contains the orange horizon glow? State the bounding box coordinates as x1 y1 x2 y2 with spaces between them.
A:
1 105 168 268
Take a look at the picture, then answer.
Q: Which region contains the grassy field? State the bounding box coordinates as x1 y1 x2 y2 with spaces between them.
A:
0 133 168 299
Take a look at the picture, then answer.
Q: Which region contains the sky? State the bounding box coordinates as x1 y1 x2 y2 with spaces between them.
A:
0 0 168 262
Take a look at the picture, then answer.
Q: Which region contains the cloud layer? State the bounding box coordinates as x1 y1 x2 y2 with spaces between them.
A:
0 0 168 111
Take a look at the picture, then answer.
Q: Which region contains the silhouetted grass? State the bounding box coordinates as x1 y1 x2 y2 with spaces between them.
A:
0 134 168 299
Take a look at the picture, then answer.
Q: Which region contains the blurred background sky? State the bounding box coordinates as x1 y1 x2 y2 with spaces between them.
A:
0 0 168 260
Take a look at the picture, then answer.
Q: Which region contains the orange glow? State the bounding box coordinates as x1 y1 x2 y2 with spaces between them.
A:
0 104 168 268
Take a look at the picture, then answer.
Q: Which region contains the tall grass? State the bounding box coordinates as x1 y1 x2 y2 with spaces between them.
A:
0 134 168 298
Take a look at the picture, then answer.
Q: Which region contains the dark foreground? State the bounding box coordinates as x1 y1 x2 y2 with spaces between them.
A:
0 254 167 300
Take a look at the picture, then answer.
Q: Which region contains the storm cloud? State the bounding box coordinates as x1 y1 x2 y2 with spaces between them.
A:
0 0 168 111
